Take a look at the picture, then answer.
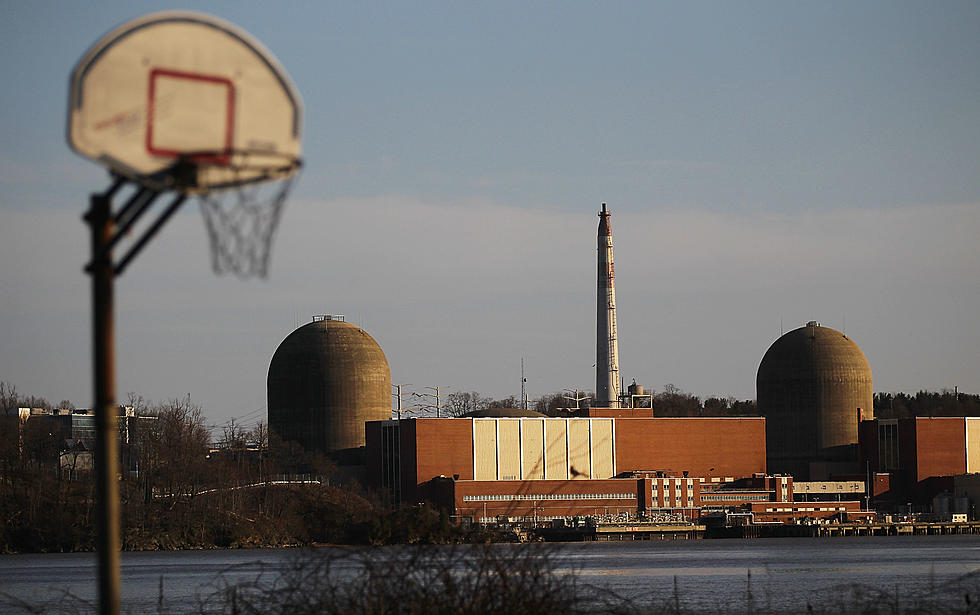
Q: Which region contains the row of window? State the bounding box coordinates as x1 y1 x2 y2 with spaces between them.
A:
764 507 846 512
463 492 636 502
701 494 770 502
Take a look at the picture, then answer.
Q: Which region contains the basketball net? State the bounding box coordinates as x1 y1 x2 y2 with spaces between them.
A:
192 151 300 278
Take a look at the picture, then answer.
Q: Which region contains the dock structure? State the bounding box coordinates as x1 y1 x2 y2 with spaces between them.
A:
718 521 980 538
537 522 706 542
811 521 980 537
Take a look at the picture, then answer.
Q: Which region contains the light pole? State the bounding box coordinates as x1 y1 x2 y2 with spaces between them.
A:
563 388 590 412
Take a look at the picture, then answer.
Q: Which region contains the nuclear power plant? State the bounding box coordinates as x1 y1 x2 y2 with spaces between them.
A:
266 204 977 530
758 321 874 481
267 315 391 460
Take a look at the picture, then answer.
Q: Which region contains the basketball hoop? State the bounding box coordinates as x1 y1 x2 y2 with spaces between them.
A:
68 11 304 613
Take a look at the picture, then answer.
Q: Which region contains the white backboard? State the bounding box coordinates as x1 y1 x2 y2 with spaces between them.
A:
68 11 302 191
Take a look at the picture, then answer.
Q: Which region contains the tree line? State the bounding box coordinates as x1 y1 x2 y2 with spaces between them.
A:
0 383 488 553
440 384 758 418
874 390 980 419
444 385 980 419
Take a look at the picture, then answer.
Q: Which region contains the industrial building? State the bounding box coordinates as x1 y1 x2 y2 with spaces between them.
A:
2 405 139 476
363 416 874 524
1 405 136 444
860 416 980 508
952 474 980 521
366 415 767 507
267 315 391 461
363 414 821 523
758 321 874 481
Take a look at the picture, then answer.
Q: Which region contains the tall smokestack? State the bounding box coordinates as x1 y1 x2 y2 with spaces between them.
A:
596 203 621 408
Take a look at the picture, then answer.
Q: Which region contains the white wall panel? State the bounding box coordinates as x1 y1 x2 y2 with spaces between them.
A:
545 420 568 479
473 419 497 481
498 420 521 480
521 419 545 480
591 419 615 479
568 419 591 479
968 418 980 474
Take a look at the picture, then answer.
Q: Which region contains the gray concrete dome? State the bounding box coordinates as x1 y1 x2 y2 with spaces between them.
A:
268 315 391 457
757 321 873 480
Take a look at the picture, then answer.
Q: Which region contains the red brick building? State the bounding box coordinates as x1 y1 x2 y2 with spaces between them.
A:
422 471 867 524
859 417 980 506
748 500 869 523
366 416 767 508
430 478 646 523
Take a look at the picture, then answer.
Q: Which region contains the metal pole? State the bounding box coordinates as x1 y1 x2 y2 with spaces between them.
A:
87 190 120 615
866 460 871 511
521 358 526 410
424 386 441 418
393 384 411 420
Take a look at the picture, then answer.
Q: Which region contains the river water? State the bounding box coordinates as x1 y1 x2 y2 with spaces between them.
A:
2 535 979 613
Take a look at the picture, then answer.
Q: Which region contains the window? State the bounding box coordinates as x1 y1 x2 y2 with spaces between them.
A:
878 422 899 470
462 492 636 502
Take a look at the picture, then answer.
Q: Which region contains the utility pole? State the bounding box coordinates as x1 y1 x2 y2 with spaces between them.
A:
414 386 445 417
425 386 442 417
393 384 412 420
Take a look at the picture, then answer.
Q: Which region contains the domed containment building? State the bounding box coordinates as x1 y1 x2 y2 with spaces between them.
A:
268 315 391 459
757 321 873 480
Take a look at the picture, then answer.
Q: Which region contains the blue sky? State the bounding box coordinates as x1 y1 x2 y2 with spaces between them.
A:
1 1 978 432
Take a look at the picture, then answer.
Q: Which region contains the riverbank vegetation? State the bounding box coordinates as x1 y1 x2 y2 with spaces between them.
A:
206 548 980 615
0 385 492 553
